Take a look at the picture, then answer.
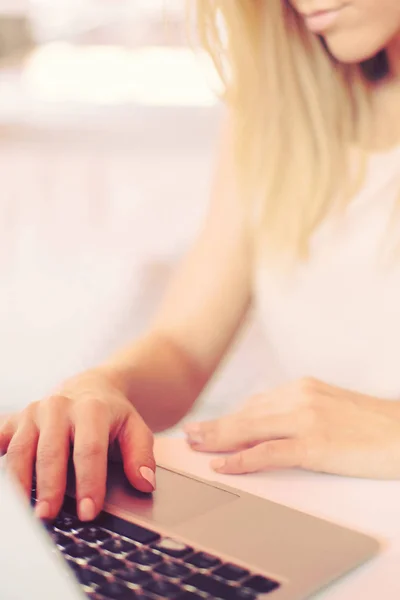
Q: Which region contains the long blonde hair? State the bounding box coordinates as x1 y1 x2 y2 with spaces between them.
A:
190 0 385 260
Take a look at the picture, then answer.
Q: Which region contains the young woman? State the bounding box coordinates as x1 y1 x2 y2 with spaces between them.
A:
1 0 400 523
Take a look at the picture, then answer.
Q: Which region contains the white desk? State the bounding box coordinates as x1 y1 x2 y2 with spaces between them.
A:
1 415 398 599
154 436 400 600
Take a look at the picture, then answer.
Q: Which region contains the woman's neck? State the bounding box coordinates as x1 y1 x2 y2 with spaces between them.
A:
365 31 400 152
387 31 400 81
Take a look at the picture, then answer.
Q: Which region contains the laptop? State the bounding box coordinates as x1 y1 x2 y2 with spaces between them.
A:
0 460 379 600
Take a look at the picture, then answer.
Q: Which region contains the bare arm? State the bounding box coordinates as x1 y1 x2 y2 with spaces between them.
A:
103 118 252 431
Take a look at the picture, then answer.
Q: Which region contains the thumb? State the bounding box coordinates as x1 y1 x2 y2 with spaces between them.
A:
118 412 156 493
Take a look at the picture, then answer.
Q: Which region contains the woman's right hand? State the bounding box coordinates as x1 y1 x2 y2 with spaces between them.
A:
0 369 155 522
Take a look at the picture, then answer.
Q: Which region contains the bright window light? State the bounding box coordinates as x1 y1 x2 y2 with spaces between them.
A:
22 43 221 106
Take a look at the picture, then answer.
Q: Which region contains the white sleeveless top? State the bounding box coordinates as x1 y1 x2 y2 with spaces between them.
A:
255 145 400 400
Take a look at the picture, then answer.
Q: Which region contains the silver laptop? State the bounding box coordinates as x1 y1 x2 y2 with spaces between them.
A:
0 461 379 600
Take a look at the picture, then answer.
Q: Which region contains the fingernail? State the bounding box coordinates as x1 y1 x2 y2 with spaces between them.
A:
139 466 156 490
211 458 226 471
79 497 96 522
35 501 50 520
184 424 204 445
186 432 204 445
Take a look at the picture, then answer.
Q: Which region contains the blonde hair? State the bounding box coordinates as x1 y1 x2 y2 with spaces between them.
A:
190 0 385 260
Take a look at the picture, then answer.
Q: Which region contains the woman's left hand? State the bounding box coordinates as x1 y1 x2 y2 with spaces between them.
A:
184 378 400 479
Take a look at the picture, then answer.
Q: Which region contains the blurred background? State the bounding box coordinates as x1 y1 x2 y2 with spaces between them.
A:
0 0 270 430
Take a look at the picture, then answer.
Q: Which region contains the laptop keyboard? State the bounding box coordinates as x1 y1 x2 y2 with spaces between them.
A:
31 481 280 600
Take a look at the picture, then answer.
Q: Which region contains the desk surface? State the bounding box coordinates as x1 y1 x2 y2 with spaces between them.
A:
155 436 400 600
1 414 398 599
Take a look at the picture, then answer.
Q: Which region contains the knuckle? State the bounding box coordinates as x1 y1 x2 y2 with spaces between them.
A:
42 394 70 410
38 396 70 423
297 377 319 400
263 441 288 465
144 432 155 452
74 440 105 462
21 401 39 420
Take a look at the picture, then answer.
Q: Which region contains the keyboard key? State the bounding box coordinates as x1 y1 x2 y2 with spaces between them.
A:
233 588 257 600
102 538 136 554
214 563 249 581
97 513 160 545
55 516 81 533
115 566 151 585
52 531 72 549
244 575 280 594
97 581 137 599
177 592 204 600
155 561 191 579
143 578 181 598
126 549 162 567
78 527 112 544
66 559 81 573
75 567 108 587
152 538 193 559
186 552 221 569
64 543 99 560
184 573 239 600
89 554 122 572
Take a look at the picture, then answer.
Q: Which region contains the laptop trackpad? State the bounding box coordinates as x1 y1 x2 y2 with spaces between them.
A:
103 464 239 528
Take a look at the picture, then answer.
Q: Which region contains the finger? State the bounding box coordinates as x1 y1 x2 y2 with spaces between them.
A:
118 412 156 494
73 400 110 521
211 439 303 474
0 415 16 455
6 419 39 496
184 413 296 453
35 396 71 520
184 417 252 452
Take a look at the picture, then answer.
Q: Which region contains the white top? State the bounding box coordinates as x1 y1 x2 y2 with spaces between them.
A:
255 145 400 399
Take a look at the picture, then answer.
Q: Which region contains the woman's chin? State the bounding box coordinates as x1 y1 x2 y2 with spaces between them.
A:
324 35 387 65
